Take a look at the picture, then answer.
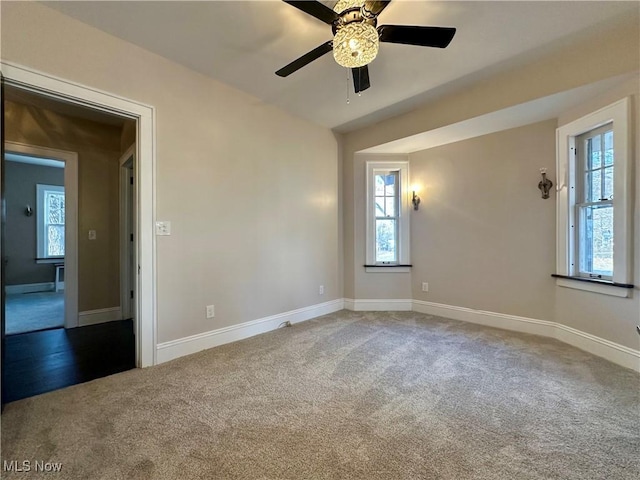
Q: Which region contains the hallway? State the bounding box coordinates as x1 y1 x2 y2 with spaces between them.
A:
2 320 135 403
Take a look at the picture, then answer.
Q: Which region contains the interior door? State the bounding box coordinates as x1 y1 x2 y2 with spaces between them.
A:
119 147 135 332
128 162 135 331
1 73 7 409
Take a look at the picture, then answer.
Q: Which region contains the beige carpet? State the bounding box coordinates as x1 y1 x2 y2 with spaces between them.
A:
2 310 639 479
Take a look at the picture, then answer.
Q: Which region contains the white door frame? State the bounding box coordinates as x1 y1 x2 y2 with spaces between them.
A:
4 141 79 329
0 61 157 367
119 144 135 322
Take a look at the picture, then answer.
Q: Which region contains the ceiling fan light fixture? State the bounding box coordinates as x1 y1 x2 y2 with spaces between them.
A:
333 22 379 68
277 0 457 94
333 0 365 13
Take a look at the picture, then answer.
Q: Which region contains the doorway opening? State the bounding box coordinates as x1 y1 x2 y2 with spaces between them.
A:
4 151 67 335
1 77 149 403
1 61 156 408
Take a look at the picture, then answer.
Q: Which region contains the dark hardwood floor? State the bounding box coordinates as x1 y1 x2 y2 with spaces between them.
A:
2 320 135 404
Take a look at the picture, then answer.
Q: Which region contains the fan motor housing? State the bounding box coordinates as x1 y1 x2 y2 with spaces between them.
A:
332 7 377 35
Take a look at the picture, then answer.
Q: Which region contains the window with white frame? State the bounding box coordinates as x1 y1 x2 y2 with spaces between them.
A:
37 184 65 258
575 124 614 280
556 97 632 297
366 161 410 270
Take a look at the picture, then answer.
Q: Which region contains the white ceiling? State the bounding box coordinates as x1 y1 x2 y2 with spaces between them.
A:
43 1 638 132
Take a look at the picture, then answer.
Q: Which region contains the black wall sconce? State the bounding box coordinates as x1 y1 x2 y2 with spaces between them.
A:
412 191 421 210
538 168 553 199
25 205 33 217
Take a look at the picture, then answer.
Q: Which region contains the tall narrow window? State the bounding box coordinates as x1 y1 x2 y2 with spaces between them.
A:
556 97 631 297
576 125 613 280
365 160 410 270
37 184 65 258
374 171 399 263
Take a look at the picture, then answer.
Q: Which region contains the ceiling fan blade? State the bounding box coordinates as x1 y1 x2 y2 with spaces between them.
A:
283 1 340 25
352 66 370 94
363 1 392 17
275 41 334 77
378 25 456 48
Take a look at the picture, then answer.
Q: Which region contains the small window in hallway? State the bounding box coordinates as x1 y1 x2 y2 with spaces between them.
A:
37 183 65 258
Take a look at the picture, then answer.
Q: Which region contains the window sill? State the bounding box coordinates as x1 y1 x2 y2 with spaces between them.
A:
552 274 633 298
36 257 64 265
364 264 412 273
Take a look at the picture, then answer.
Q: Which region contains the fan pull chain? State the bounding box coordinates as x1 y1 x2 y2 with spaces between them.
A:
346 69 350 104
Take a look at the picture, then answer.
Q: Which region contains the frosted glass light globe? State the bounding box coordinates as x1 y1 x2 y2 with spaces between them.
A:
333 22 379 68
333 0 364 14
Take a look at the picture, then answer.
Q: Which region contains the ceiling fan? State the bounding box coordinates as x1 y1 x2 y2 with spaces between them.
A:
276 0 456 94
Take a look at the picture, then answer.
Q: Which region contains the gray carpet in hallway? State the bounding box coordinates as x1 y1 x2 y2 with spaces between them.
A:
1 310 639 479
5 292 64 335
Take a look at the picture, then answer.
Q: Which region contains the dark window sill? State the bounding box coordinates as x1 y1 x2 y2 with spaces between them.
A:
364 264 412 273
551 274 633 289
364 264 412 268
36 257 65 265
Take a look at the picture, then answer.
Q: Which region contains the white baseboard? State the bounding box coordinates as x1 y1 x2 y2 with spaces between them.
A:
156 299 345 364
155 295 638 372
78 307 122 327
5 282 55 294
553 323 640 372
343 298 413 311
412 300 557 337
413 300 640 373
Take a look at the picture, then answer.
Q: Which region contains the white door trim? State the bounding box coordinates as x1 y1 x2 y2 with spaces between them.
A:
1 60 158 367
119 144 135 322
4 141 79 329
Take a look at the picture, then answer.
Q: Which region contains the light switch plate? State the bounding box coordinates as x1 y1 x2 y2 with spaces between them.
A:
155 221 171 236
88 230 97 240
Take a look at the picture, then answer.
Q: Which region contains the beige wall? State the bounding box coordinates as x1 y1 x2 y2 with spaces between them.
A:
342 17 639 349
120 120 136 155
4 100 122 312
2 2 636 351
4 161 65 285
553 78 640 347
409 120 558 321
0 2 340 343
407 82 639 350
365 82 638 349
343 15 639 156
342 15 639 299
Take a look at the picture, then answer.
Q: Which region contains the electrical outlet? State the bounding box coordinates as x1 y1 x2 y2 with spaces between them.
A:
206 305 215 318
422 282 429 292
155 221 171 236
319 285 324 295
88 230 97 240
